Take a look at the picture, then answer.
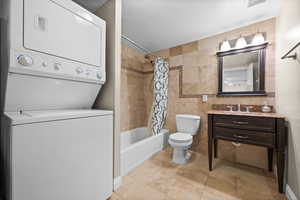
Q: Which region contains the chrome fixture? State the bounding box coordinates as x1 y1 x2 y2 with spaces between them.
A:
226 105 234 112
237 104 241 112
245 106 253 113
121 35 159 60
281 41 299 60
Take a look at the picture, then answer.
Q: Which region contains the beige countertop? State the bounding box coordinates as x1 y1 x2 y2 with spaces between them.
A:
207 110 285 118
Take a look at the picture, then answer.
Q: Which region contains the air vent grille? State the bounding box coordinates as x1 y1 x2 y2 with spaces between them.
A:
248 0 267 7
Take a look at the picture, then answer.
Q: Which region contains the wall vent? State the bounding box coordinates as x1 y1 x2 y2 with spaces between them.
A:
248 0 267 7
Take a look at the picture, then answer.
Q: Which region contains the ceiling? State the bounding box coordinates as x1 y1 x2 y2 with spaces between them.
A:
123 0 280 52
73 0 280 53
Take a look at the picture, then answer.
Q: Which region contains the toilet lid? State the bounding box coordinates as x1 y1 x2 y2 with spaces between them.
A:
170 133 192 143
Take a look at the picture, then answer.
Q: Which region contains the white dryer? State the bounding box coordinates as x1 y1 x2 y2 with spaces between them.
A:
1 0 106 112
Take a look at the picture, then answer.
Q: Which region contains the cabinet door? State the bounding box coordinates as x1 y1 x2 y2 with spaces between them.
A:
24 0 104 67
11 115 113 200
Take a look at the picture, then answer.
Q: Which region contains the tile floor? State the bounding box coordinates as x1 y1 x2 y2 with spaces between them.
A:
110 148 287 200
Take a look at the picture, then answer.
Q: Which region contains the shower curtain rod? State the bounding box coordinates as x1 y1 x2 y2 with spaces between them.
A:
121 35 159 59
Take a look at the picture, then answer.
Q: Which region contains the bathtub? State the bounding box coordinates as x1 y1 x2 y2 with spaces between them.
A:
120 127 169 176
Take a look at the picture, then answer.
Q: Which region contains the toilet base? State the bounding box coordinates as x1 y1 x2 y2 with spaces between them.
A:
171 146 192 165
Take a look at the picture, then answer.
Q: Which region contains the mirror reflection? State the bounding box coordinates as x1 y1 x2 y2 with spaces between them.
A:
222 51 260 92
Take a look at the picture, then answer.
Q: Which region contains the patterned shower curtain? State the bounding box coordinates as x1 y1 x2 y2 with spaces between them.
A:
150 57 169 135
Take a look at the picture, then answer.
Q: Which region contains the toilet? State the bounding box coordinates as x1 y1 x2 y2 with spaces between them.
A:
169 114 201 164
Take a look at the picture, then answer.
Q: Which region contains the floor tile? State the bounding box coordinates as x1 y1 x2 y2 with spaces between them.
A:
116 181 166 200
165 175 204 200
201 190 240 200
205 176 238 198
112 149 284 200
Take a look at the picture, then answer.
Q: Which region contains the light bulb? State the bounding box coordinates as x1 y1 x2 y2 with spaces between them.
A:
252 33 265 45
235 36 247 49
220 40 231 51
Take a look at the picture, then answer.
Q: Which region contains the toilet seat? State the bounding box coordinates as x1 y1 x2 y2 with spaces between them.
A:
169 133 192 143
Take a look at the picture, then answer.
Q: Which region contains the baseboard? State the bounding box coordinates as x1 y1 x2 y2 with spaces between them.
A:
286 185 298 200
113 176 122 191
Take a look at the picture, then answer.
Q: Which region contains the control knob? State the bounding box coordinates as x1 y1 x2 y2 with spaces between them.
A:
42 61 47 67
54 63 61 71
97 72 102 80
17 55 33 66
76 67 84 74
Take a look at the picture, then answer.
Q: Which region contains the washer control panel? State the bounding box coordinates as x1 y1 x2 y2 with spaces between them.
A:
10 50 105 84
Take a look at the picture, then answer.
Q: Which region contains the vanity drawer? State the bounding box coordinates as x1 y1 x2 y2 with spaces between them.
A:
214 127 275 147
213 115 275 132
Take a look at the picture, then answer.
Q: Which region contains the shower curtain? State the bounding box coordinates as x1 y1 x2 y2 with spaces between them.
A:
149 57 169 135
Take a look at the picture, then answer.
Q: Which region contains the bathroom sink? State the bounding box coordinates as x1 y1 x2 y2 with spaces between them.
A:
226 104 254 113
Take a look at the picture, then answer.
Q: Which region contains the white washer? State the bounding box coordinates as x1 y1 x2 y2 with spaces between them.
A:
2 110 113 200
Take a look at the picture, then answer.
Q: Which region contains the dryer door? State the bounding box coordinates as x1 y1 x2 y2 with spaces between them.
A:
23 0 105 67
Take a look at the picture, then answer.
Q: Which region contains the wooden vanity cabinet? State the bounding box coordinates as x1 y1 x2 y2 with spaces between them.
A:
208 112 286 193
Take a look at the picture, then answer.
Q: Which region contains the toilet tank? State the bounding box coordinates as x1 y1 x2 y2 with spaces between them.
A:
176 114 201 135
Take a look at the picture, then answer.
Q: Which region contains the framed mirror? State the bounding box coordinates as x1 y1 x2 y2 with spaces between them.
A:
217 43 268 96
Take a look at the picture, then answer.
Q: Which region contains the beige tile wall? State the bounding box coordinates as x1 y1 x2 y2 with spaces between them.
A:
121 45 148 132
143 18 277 169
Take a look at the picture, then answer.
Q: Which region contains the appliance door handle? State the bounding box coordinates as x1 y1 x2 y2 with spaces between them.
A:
35 15 47 31
233 134 249 139
232 121 249 125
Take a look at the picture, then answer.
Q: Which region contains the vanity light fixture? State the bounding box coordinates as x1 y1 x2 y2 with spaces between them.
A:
235 36 248 49
252 32 265 45
220 40 231 52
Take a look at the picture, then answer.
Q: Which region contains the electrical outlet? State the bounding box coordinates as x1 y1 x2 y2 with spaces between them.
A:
202 95 208 103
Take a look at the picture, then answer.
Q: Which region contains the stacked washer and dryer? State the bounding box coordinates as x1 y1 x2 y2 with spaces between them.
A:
1 0 113 200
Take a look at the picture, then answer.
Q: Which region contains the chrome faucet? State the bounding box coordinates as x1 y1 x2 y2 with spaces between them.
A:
237 104 241 112
226 105 234 112
245 106 253 113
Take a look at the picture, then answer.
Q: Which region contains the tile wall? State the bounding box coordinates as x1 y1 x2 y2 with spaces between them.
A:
121 45 148 132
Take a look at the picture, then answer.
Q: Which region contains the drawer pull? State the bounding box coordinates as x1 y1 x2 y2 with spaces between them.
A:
232 121 249 125
233 134 249 139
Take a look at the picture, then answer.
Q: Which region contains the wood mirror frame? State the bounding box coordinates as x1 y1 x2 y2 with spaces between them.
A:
217 43 268 97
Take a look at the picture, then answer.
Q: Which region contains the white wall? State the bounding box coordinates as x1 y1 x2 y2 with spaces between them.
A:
94 0 122 179
276 0 300 198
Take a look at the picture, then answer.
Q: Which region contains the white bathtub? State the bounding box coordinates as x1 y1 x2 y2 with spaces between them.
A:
120 127 169 176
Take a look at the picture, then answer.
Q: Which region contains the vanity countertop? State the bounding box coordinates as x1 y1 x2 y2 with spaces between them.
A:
207 110 284 118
